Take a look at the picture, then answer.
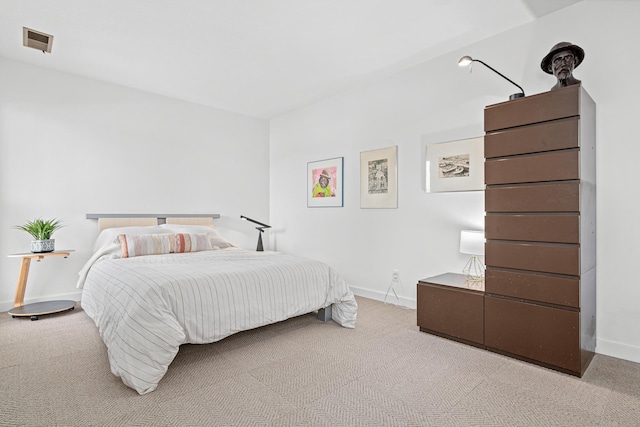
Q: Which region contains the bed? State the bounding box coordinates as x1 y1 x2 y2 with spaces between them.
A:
77 216 357 395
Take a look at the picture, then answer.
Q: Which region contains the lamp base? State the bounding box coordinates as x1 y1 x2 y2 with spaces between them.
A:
256 232 264 252
462 255 485 283
509 93 525 100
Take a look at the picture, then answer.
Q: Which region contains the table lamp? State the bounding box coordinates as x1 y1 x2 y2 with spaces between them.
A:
240 215 271 251
460 230 485 282
458 55 525 100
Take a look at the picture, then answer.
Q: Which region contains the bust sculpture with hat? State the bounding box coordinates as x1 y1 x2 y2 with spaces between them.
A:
541 41 585 91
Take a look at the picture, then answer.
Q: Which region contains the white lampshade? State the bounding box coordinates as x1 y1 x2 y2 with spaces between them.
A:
460 230 485 256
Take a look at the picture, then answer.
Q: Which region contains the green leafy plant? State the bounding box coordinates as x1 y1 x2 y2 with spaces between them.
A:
14 218 65 240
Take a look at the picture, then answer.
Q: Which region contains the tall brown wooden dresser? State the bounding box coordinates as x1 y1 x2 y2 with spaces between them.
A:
483 84 596 376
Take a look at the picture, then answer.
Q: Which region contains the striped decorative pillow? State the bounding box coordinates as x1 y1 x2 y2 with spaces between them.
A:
118 233 212 258
173 233 211 253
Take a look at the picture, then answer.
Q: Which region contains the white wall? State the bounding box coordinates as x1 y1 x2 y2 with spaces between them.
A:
0 58 270 311
270 1 640 363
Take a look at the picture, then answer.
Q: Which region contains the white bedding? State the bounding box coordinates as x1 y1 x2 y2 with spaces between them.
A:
80 247 357 395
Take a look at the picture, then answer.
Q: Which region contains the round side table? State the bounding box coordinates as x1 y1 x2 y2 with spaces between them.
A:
7 250 76 321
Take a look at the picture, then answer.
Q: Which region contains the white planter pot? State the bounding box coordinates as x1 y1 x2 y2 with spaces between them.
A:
31 239 55 253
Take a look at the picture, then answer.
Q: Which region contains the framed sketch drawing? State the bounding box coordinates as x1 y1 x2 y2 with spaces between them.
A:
360 146 398 208
307 157 344 207
425 137 484 193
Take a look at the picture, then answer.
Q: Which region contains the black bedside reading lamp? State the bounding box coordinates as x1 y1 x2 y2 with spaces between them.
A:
458 55 525 100
240 215 271 251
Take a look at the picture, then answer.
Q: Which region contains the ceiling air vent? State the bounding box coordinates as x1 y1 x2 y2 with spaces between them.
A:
23 27 53 53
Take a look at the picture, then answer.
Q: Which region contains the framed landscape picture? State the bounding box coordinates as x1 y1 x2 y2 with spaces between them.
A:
307 157 344 207
360 146 398 208
425 137 484 193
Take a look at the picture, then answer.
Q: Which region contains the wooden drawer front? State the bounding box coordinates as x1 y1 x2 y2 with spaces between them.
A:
417 284 484 345
486 268 579 308
486 241 579 276
485 85 580 132
485 117 579 159
485 214 579 244
485 296 580 373
486 182 579 213
485 149 579 185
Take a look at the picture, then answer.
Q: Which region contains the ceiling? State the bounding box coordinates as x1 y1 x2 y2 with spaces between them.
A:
0 0 581 119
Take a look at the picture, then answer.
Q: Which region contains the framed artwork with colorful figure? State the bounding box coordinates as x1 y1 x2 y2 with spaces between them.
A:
307 157 344 207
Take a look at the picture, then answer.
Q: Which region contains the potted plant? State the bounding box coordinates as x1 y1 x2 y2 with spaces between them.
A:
14 218 65 253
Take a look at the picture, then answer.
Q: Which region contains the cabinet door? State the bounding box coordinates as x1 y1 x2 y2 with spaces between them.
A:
485 214 579 244
485 182 579 213
485 117 579 158
485 268 579 308
485 149 579 185
485 295 580 373
485 241 579 276
484 85 580 132
417 284 484 346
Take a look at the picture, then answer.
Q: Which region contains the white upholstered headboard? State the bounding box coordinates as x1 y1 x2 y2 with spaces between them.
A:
165 217 214 227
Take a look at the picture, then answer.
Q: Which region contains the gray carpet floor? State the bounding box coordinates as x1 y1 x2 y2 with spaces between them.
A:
1 296 639 426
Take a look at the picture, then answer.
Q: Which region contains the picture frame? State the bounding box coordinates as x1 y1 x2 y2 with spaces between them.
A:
360 145 398 209
425 137 484 193
307 157 344 207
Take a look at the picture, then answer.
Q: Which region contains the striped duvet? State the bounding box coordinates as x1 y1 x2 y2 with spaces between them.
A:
80 248 357 394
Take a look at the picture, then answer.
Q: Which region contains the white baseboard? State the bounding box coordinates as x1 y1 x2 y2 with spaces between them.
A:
596 338 640 364
0 291 82 313
350 286 416 310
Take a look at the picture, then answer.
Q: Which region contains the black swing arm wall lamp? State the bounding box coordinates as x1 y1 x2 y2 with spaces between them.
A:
240 215 271 251
458 55 525 100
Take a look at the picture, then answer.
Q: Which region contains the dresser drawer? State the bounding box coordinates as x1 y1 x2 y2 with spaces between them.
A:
417 282 484 346
485 214 579 243
484 85 580 132
485 295 580 373
485 268 579 308
485 149 579 185
486 182 579 213
486 241 579 276
485 117 579 158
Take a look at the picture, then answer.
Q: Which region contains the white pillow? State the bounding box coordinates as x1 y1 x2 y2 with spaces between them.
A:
158 224 236 249
92 226 171 253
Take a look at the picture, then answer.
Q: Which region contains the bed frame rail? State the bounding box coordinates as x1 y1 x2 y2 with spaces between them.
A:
86 213 220 224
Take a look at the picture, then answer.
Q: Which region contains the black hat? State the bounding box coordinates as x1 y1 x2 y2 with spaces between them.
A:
541 42 585 74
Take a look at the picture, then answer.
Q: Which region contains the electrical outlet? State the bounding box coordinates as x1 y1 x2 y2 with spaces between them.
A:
392 270 400 282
